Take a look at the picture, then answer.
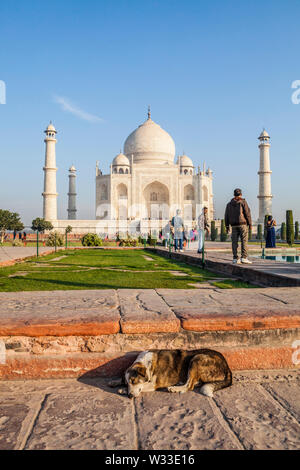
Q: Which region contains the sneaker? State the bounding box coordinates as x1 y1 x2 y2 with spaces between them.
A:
232 259 241 264
180 249 184 253
241 258 252 264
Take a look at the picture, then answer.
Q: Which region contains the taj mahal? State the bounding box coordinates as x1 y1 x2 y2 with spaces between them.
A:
42 109 215 235
42 109 272 235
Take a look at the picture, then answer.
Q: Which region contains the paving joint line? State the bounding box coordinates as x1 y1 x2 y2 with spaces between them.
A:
18 393 49 450
259 384 300 425
209 396 245 450
132 398 141 450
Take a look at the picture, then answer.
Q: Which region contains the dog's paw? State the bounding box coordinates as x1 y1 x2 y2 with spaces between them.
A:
200 384 214 397
168 386 186 394
117 387 127 395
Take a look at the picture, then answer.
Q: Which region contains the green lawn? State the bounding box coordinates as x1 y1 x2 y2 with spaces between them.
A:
0 249 256 291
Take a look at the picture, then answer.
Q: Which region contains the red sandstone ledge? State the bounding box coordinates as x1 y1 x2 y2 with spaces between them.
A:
120 318 181 334
0 320 120 337
174 307 300 331
1 308 300 336
0 347 297 380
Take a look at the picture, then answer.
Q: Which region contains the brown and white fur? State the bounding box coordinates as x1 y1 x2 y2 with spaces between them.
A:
108 349 232 398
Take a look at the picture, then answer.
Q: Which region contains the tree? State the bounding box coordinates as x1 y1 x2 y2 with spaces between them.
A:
286 210 294 246
65 225 73 234
281 222 286 241
0 209 24 243
295 221 299 241
256 224 262 240
220 219 227 242
31 218 53 233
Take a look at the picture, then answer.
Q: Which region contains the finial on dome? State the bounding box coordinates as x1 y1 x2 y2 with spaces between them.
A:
147 105 151 120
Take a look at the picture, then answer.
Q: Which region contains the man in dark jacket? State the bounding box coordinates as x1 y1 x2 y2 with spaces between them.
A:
225 188 252 264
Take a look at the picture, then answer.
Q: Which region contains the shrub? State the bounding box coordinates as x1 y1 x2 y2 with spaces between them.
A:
12 239 23 247
295 221 299 241
220 219 227 242
281 222 286 241
81 233 103 247
147 234 157 246
119 238 138 247
286 210 294 246
256 224 262 240
46 231 64 247
210 221 217 241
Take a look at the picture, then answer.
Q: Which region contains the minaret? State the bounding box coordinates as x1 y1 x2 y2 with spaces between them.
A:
42 122 58 221
257 129 272 223
67 165 77 220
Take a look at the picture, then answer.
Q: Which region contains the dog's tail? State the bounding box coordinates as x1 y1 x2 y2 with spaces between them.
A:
200 367 232 397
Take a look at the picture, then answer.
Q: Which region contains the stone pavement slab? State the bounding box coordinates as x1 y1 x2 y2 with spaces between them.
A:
0 370 299 450
118 289 180 334
262 381 300 422
0 290 120 336
24 389 136 450
214 382 300 450
0 393 45 450
135 391 242 450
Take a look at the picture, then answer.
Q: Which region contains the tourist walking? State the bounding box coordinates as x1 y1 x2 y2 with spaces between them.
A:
171 209 184 252
197 207 209 254
225 188 252 264
265 215 276 248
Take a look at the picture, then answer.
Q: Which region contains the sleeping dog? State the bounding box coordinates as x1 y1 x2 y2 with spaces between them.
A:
108 349 232 398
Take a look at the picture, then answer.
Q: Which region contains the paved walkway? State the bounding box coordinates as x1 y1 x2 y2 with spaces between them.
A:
0 369 299 450
154 246 300 287
0 246 59 265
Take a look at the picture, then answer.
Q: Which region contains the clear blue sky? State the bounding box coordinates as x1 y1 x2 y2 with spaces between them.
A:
1 0 300 226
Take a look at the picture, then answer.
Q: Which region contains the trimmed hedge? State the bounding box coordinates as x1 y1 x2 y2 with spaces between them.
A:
286 210 294 246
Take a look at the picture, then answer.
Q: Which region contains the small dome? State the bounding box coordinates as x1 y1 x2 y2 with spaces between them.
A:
124 115 175 165
46 122 56 132
113 153 130 166
259 129 269 139
69 165 76 172
178 154 193 167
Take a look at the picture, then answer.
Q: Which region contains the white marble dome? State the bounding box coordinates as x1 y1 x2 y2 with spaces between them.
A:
112 152 130 166
178 154 193 167
123 116 175 165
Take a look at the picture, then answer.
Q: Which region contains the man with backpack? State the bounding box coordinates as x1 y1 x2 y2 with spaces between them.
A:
225 188 252 264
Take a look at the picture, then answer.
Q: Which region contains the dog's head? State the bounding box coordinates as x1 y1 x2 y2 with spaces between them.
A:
125 363 148 398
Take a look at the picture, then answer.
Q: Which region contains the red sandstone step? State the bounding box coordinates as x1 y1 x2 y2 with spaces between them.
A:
0 290 121 336
172 307 300 331
118 289 180 334
0 346 296 380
